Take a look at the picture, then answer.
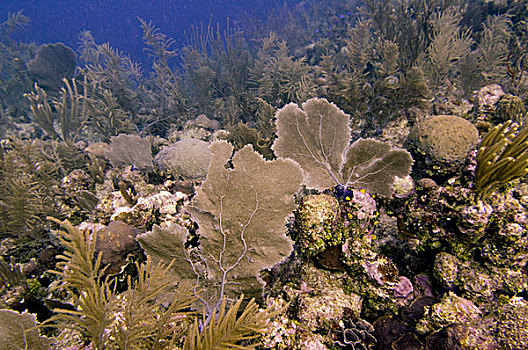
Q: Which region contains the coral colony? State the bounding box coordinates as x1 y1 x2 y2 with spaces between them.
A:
1 1 528 349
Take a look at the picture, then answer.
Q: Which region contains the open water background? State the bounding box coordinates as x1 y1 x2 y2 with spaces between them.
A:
0 0 303 67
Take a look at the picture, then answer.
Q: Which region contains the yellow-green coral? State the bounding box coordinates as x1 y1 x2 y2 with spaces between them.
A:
294 194 342 257
475 121 528 200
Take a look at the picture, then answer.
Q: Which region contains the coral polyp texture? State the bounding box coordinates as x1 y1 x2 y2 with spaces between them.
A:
407 115 479 180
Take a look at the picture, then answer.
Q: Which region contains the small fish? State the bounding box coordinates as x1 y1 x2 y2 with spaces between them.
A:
333 184 354 200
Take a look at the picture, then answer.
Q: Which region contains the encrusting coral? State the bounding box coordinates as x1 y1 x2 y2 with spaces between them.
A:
294 193 342 258
494 94 526 125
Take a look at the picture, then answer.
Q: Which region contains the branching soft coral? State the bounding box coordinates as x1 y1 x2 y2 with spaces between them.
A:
475 121 528 200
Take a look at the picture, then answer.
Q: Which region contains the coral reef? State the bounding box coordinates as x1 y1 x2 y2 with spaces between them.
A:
0 309 52 349
292 264 362 334
494 94 526 125
294 194 342 259
333 317 377 350
425 7 473 91
92 221 142 275
25 79 90 142
138 141 303 312
2 1 528 348
495 297 528 350
416 291 481 335
473 84 505 127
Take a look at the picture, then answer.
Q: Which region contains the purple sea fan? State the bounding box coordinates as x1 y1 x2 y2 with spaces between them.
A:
272 98 413 197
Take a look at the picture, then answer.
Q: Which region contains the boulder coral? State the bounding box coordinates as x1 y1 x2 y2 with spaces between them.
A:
407 115 479 181
154 138 212 180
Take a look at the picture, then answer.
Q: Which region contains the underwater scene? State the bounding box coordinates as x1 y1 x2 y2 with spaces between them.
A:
1 0 528 349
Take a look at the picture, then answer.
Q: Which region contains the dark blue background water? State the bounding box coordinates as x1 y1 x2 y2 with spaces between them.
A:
1 0 300 67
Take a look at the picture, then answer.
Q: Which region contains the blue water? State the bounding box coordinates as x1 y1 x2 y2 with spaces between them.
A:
1 0 300 67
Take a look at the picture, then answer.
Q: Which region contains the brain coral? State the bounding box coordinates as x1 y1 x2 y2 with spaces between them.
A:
408 115 479 164
407 115 479 180
154 139 212 179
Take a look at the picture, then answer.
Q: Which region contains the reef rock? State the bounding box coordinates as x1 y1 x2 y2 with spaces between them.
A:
294 193 341 258
292 264 362 334
473 84 505 126
416 291 481 335
495 297 528 350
